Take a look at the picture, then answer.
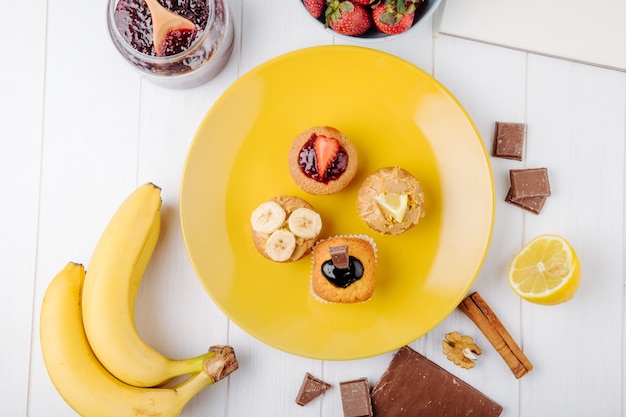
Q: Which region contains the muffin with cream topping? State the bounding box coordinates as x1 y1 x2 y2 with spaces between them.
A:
357 166 425 235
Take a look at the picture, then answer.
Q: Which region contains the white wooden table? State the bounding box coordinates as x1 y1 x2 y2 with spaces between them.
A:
2 0 624 416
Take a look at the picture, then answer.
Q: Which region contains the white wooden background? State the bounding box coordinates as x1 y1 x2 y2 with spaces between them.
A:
1 0 625 416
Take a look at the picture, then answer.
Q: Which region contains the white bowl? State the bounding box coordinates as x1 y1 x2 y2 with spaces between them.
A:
298 0 442 42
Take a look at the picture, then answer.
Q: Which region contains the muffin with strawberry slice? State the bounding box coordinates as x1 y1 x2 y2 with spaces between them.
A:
288 126 358 195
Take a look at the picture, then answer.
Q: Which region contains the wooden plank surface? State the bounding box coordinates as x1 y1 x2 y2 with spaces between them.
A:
0 1 47 415
1 1 624 416
440 0 626 71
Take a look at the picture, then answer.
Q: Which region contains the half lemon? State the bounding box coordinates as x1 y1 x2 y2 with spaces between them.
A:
507 234 580 305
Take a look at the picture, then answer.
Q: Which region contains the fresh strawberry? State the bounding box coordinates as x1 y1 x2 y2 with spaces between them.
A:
313 134 340 179
303 0 327 18
325 1 372 36
351 0 373 4
372 0 421 35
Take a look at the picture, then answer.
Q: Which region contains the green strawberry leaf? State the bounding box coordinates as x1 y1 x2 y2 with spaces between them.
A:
397 0 406 14
379 9 400 25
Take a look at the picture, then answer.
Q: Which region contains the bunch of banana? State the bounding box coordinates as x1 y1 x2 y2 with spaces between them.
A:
40 183 238 417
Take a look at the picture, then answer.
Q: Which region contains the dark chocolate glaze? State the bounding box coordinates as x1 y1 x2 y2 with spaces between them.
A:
321 256 364 288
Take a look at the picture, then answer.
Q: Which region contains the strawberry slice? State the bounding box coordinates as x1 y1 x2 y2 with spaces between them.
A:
314 135 340 180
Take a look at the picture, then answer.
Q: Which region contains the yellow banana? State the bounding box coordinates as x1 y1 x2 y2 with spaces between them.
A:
40 262 238 417
81 182 212 387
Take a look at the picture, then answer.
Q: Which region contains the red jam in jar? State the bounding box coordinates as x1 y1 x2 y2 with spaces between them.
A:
107 0 234 88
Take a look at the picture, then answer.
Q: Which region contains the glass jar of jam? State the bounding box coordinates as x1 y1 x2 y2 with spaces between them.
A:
107 0 234 88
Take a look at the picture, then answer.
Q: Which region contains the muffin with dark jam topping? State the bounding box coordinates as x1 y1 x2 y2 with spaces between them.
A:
311 235 376 303
288 126 358 195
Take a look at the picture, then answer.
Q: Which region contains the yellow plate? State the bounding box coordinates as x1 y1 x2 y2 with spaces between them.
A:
180 46 494 360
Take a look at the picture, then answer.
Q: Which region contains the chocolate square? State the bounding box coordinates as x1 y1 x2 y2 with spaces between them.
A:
329 245 350 269
340 378 373 417
492 122 526 160
505 188 547 215
509 168 551 199
371 346 503 417
295 372 331 406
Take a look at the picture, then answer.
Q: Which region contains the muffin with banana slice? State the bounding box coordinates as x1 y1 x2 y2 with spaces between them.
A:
250 195 323 262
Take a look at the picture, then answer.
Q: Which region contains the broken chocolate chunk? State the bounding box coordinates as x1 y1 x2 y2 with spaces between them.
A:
329 245 350 269
492 122 526 160
340 378 373 417
295 372 331 406
509 168 551 200
505 188 547 215
371 346 503 417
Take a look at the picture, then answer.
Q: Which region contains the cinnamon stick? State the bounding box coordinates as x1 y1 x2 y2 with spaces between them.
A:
458 292 533 378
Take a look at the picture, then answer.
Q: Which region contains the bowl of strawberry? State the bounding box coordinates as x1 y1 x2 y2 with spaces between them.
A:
300 0 442 40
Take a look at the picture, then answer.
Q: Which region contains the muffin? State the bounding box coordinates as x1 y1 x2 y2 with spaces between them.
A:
250 195 322 262
311 236 376 303
288 126 358 195
357 166 425 235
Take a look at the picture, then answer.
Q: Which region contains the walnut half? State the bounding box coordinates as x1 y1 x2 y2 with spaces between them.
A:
442 332 482 369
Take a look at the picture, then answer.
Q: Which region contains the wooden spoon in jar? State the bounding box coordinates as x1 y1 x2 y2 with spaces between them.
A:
144 0 197 56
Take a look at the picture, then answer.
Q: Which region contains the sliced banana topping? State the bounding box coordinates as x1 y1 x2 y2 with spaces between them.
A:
288 207 322 239
250 201 286 234
264 229 296 262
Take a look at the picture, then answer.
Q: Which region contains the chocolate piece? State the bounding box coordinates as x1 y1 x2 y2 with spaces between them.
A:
340 378 373 417
509 168 551 200
492 122 526 160
505 188 547 214
329 245 350 269
371 346 503 417
295 372 331 406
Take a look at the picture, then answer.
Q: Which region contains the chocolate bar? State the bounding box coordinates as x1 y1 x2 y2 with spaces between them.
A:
371 346 503 417
329 245 350 269
506 167 551 214
295 373 331 406
509 168 551 200
492 122 526 160
340 378 372 417
505 188 547 215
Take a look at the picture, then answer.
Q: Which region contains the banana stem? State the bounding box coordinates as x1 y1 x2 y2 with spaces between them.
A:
170 370 215 405
168 350 216 376
171 346 238 403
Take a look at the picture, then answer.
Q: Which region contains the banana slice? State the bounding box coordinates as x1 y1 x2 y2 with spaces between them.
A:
265 229 296 262
250 201 286 234
288 207 322 239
